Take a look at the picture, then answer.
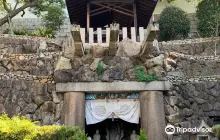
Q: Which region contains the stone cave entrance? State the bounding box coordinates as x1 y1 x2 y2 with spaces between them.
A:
85 118 141 140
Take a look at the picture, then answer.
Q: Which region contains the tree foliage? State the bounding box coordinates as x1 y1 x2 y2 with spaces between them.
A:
0 0 66 27
158 6 190 41
196 0 220 37
42 4 66 31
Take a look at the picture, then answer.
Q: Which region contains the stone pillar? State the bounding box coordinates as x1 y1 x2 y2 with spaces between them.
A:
71 25 84 57
61 92 85 130
140 91 167 140
108 23 119 56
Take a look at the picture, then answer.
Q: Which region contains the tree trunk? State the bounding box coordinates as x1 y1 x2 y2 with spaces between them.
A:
0 2 38 27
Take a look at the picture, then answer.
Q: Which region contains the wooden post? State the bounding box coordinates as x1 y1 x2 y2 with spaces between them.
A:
133 3 137 33
87 3 90 34
108 23 119 56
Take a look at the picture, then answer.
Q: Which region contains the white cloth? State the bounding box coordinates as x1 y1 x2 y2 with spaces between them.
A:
85 99 140 125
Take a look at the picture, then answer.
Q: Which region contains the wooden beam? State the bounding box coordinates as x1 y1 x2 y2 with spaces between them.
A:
91 9 110 17
133 3 137 32
87 3 90 33
91 2 134 17
107 3 133 14
90 7 106 13
91 2 133 14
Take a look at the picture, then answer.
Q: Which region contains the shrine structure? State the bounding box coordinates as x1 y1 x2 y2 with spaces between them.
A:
56 0 169 140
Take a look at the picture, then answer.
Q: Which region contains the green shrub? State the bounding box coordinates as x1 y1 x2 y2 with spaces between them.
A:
158 6 190 41
134 66 157 82
212 125 220 138
0 114 38 140
51 126 87 140
0 114 87 140
138 129 147 140
196 0 220 37
3 27 55 38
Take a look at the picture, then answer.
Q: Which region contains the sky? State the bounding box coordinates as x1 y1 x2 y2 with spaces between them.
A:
0 0 69 19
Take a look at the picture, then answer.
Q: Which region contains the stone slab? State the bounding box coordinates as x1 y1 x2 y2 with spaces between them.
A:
56 81 172 93
61 92 85 129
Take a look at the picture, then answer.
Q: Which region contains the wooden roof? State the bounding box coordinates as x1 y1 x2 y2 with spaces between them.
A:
65 0 158 28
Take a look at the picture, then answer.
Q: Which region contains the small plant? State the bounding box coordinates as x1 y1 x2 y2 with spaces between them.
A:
3 27 55 38
138 129 147 140
134 66 157 82
158 6 190 41
212 125 220 138
96 61 105 80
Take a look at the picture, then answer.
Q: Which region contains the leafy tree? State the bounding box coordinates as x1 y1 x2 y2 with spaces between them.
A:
196 0 220 37
0 0 65 27
158 6 190 41
42 4 66 31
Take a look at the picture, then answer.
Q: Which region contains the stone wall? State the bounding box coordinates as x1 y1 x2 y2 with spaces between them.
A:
0 35 64 125
175 56 220 77
0 80 63 125
159 38 220 56
165 82 220 140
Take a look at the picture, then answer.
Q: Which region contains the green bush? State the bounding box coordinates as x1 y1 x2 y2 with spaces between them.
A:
3 27 55 38
0 114 87 140
212 125 220 138
134 66 157 82
196 0 220 37
158 6 190 41
138 129 147 140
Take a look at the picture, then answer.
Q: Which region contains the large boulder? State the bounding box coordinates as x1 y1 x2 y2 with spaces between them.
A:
21 103 38 115
92 45 105 58
55 56 72 71
116 39 141 57
109 68 124 80
54 70 73 82
147 66 165 79
167 113 184 124
145 54 164 69
77 65 98 82
82 54 94 65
